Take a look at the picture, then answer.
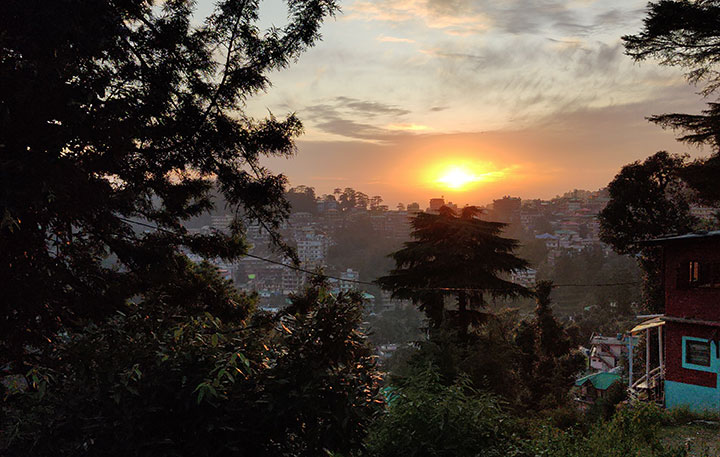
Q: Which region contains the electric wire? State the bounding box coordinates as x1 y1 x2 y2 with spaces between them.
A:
117 216 643 292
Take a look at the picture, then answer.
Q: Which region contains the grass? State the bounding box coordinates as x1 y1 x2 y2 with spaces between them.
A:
660 407 720 457
662 423 720 456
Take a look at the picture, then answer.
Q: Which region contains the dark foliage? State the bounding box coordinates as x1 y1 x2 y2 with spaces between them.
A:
599 152 695 255
682 153 720 204
336 188 370 212
624 0 720 97
539 246 642 316
598 151 697 312
365 305 424 346
327 212 400 284
378 206 531 334
364 367 529 457
514 281 586 409
623 0 720 204
390 287 583 411
0 0 336 370
2 283 381 456
286 185 318 214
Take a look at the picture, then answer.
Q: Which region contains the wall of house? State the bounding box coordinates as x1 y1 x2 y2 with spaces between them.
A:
661 237 720 412
666 380 718 412
664 238 720 321
665 321 720 412
665 322 717 388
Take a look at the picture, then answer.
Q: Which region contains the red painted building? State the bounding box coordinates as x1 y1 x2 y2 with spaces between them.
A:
653 231 720 411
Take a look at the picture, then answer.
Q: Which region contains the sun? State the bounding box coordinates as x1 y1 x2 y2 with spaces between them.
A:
425 159 512 192
437 166 478 190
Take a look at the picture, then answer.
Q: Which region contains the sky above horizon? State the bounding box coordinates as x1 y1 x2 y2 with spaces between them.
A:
200 0 710 207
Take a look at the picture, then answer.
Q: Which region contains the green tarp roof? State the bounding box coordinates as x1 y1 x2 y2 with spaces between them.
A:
575 372 621 390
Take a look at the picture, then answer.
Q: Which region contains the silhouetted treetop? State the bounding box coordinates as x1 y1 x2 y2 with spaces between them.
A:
623 1 720 205
599 151 695 255
378 206 531 331
0 0 337 367
624 0 720 96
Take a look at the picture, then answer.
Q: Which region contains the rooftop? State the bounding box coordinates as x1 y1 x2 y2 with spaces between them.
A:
575 372 621 391
642 230 720 245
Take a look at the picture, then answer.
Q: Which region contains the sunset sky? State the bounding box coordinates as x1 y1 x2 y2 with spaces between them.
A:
200 0 710 207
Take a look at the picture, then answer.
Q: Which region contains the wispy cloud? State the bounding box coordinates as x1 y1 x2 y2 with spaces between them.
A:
377 35 416 43
348 0 490 36
387 123 430 131
299 97 435 142
334 96 410 117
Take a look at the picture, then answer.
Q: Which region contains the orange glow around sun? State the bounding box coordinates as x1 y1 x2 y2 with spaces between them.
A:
430 161 509 191
437 165 478 189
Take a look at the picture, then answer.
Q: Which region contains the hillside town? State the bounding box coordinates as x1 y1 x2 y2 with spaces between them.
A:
186 187 718 305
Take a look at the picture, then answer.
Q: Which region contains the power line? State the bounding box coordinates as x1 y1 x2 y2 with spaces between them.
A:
553 281 641 288
242 252 377 287
117 216 643 293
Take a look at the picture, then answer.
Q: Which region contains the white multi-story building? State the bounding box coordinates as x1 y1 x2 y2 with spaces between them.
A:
296 228 329 266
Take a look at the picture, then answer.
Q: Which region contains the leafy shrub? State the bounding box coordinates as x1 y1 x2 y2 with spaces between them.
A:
531 402 687 457
364 366 528 457
548 405 583 430
2 285 381 457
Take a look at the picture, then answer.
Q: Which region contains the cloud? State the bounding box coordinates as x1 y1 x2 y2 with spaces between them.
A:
377 35 416 43
298 96 435 141
347 0 648 38
387 123 431 131
347 0 490 36
315 118 397 141
334 96 411 117
482 0 581 35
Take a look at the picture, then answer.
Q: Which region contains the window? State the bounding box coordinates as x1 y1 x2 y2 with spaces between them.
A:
678 261 720 289
685 339 711 367
689 261 700 284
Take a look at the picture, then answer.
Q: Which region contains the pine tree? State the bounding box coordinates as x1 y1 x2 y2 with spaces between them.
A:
623 0 720 203
0 0 337 369
377 206 531 337
515 281 585 409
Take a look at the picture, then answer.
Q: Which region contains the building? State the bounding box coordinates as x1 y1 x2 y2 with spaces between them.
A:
210 214 233 233
588 334 626 372
338 268 359 292
535 233 560 249
295 227 330 267
510 268 536 288
690 205 719 223
406 202 421 213
492 196 521 223
635 231 720 412
428 198 445 213
379 290 412 312
575 372 622 409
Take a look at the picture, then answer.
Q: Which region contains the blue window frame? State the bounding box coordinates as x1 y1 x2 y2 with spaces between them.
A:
682 336 715 372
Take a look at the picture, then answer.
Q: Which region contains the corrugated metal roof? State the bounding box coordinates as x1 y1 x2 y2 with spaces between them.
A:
630 316 665 334
641 230 720 245
574 372 621 390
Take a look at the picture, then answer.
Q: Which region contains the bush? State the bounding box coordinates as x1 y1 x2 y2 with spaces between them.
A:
548 406 583 430
2 285 381 457
364 366 528 457
531 402 688 457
